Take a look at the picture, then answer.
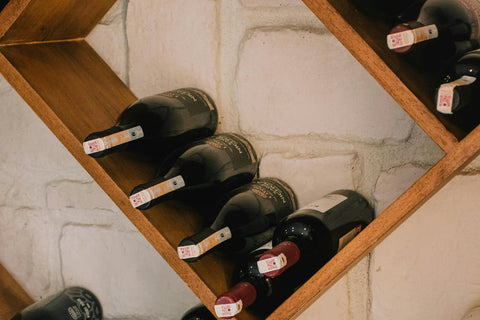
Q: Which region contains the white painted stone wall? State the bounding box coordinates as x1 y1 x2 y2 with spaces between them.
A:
1 0 480 319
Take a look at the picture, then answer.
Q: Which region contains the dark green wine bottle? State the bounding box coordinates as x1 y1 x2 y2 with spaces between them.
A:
177 178 297 262
129 133 258 210
83 88 218 159
257 190 374 278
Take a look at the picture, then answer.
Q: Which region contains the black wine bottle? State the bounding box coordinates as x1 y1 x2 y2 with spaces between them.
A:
436 49 480 113
387 0 480 54
177 178 297 262
129 133 258 210
350 0 424 23
11 287 102 320
256 190 374 278
214 247 316 319
83 88 218 159
181 304 216 320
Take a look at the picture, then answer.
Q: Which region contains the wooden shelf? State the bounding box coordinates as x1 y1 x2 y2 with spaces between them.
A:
1 0 480 320
0 263 33 319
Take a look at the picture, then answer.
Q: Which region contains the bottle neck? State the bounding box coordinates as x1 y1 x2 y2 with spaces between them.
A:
436 75 477 114
177 226 233 261
83 125 144 157
129 175 186 209
215 282 257 319
387 21 439 52
257 240 301 278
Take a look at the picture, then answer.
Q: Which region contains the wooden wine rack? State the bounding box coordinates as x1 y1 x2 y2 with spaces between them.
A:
1 0 480 319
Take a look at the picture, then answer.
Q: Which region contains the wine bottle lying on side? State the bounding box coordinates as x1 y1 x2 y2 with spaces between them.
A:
129 133 259 210
214 246 317 319
83 88 218 160
257 190 374 278
11 287 102 320
177 177 297 262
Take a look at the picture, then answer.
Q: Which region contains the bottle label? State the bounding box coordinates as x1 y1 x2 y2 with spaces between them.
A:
387 24 438 50
204 134 257 170
257 253 287 274
177 227 232 259
214 300 243 318
249 178 297 211
129 175 185 208
436 75 477 114
306 193 348 213
161 88 216 113
338 225 362 252
83 126 144 154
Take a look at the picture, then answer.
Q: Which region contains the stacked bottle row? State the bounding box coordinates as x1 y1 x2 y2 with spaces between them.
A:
350 0 480 132
80 87 376 319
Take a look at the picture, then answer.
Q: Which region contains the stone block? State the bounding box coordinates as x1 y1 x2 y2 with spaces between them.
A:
241 0 304 7
236 28 413 143
126 0 218 98
87 0 128 83
46 180 118 211
371 175 480 320
60 225 199 318
298 256 370 320
374 164 428 214
259 153 356 206
0 207 52 297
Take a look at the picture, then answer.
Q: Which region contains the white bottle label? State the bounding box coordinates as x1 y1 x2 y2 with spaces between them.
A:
306 194 348 213
129 175 185 208
387 24 438 50
257 253 287 274
338 225 362 252
214 300 243 318
177 227 232 259
83 125 144 154
436 75 477 114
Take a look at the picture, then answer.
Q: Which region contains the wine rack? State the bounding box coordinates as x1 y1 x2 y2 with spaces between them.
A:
1 0 480 319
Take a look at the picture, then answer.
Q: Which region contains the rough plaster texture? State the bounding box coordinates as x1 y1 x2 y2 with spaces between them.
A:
1 0 480 319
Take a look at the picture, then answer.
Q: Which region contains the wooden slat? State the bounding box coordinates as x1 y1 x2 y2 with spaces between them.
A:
0 40 258 320
302 0 463 152
0 263 33 319
0 0 117 44
267 122 480 320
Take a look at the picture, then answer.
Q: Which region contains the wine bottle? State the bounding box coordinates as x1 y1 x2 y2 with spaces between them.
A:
11 287 102 320
387 0 480 54
129 133 258 210
350 0 424 23
181 304 216 320
436 48 480 114
83 88 218 159
256 190 374 278
177 178 297 262
214 247 316 319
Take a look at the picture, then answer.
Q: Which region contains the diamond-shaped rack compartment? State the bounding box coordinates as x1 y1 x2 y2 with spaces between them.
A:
1 0 480 320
